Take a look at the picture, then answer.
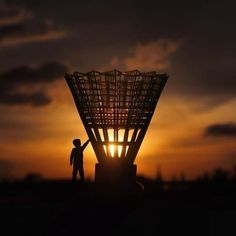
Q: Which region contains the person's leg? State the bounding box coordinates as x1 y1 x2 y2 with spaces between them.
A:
72 166 78 181
78 164 84 182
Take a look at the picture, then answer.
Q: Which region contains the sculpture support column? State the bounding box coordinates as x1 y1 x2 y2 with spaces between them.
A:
95 162 137 184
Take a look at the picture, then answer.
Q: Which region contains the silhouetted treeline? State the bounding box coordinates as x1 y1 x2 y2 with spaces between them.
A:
1 166 236 185
139 165 236 184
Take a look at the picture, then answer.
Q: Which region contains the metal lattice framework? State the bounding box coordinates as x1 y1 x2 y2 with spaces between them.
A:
65 70 168 164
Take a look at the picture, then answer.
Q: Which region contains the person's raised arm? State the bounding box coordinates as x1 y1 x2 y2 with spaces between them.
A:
82 139 90 150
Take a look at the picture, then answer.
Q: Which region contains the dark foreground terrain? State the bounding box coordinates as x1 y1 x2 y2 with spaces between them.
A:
1 177 236 236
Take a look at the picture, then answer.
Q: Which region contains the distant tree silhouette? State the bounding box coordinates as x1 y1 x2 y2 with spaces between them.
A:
179 172 186 184
24 173 43 183
211 168 229 182
232 165 236 181
155 166 163 184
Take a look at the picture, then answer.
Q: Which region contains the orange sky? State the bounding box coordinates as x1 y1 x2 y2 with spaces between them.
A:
1 79 235 180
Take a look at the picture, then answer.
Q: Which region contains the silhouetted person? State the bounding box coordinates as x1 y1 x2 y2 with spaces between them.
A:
70 138 90 182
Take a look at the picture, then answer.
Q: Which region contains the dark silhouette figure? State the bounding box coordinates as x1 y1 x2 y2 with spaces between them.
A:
70 139 90 182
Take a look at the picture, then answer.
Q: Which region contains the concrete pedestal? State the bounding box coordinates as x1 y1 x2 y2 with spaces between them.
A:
95 161 137 184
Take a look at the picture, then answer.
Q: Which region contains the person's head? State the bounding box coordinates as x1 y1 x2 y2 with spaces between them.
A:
73 139 81 147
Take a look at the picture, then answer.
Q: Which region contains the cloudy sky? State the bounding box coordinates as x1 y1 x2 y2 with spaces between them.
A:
0 0 236 180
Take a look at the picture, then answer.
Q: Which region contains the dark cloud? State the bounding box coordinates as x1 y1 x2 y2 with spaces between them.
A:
1 62 67 84
0 62 67 107
0 0 236 109
0 24 25 37
0 91 51 106
0 1 67 48
205 123 236 137
0 2 32 27
165 1 236 107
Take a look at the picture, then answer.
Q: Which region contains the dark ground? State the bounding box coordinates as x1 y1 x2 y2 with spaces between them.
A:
1 177 236 236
